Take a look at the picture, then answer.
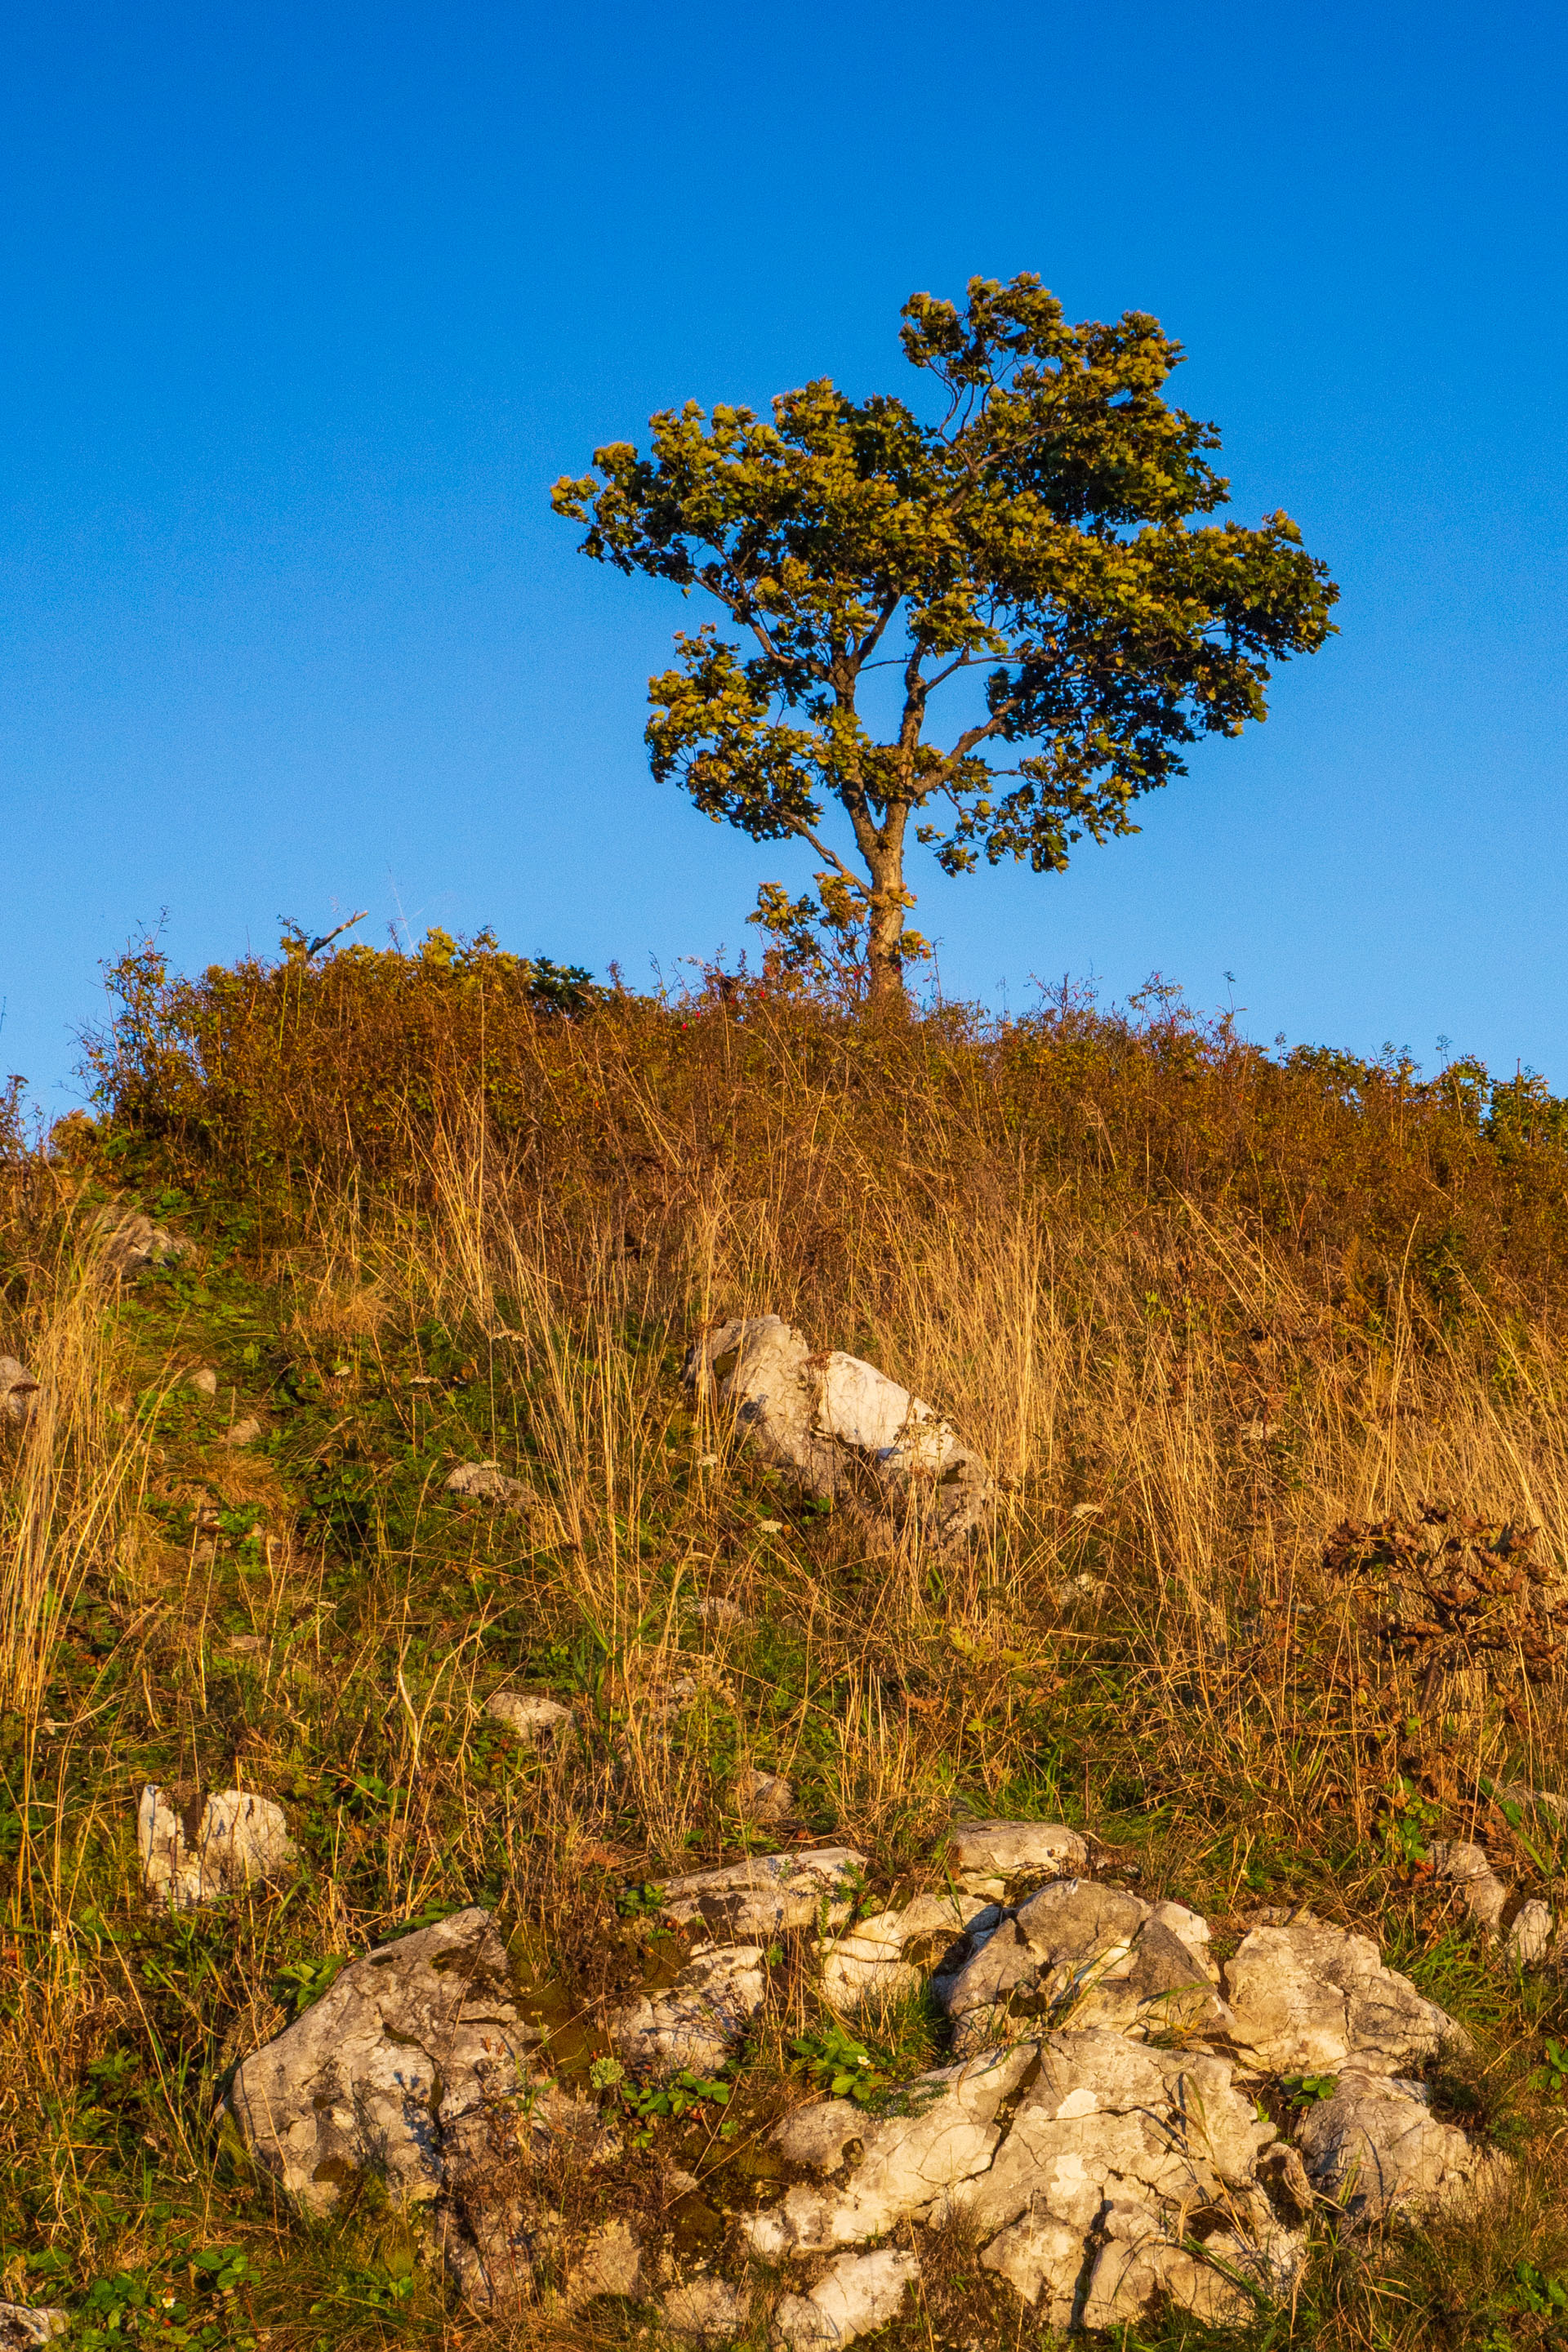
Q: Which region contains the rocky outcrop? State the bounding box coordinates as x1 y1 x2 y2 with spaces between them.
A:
139 1786 296 1909
683 1316 991 1540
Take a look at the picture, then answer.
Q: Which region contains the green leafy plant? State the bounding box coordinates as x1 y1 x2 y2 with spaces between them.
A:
616 1880 666 1919
274 1955 345 2019
1281 2072 1339 2105
790 2023 894 2107
1530 2038 1568 2100
590 2055 733 2147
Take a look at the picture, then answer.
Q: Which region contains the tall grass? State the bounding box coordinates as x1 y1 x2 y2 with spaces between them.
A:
6 938 1568 2344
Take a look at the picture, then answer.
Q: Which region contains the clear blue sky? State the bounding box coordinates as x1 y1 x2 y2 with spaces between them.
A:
3 0 1566 1108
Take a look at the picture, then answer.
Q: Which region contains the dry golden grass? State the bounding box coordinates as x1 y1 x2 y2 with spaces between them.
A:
7 967 1568 2345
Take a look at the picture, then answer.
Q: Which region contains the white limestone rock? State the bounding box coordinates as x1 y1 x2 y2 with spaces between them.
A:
484 1690 572 1744
947 1819 1088 1898
658 1846 868 1940
0 1357 40 1428
99 1212 193 1277
1223 1911 1464 2076
446 1459 529 1503
0 2310 69 2351
950 2028 1276 2246
743 2043 1035 2257
1295 2070 1513 2224
612 1942 766 2078
139 1784 296 1909
820 1888 987 2010
662 2277 751 2342
186 1365 219 1399
772 2249 920 2348
940 1880 1228 2054
684 1316 991 1541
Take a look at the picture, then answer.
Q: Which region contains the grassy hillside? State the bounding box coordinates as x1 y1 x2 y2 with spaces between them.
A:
7 934 1568 2349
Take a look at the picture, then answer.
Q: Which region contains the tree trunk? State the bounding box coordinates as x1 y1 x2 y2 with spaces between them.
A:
865 840 909 1007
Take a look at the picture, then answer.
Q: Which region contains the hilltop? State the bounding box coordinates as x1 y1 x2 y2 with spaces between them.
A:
3 933 1568 2350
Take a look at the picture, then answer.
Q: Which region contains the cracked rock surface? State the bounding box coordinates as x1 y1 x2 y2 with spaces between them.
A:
772 2249 920 2348
1222 1913 1463 2075
612 1942 767 2078
229 1908 547 2212
657 1846 867 1938
1295 2071 1513 2222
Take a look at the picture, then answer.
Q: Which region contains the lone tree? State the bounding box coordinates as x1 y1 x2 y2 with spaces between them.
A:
553 274 1337 1003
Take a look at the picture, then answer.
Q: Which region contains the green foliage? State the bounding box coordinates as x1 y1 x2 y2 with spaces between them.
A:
67 2251 261 2352
790 2022 895 2107
554 272 1336 993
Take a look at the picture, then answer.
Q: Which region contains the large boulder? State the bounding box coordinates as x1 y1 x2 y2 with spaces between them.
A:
683 1316 991 1540
1295 2072 1513 2224
1222 1911 1463 2076
227 1909 542 2212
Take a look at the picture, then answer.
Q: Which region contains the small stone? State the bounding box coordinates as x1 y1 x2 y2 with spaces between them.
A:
567 2216 644 2305
0 1356 40 1427
1510 1899 1554 1965
658 1846 869 1940
485 1690 573 1744
445 1459 529 1503
228 1634 264 1656
224 1416 263 1447
1428 1841 1509 1936
736 1767 794 1823
947 1819 1087 1896
0 2308 69 2350
140 1784 296 1909
186 1365 219 1398
662 2278 749 2343
696 1595 746 1627
772 2248 920 2347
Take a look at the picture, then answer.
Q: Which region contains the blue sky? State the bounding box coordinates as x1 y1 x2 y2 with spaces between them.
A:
2 0 1566 1107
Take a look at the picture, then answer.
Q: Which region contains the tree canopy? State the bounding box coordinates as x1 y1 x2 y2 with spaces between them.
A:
553 274 1338 1000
